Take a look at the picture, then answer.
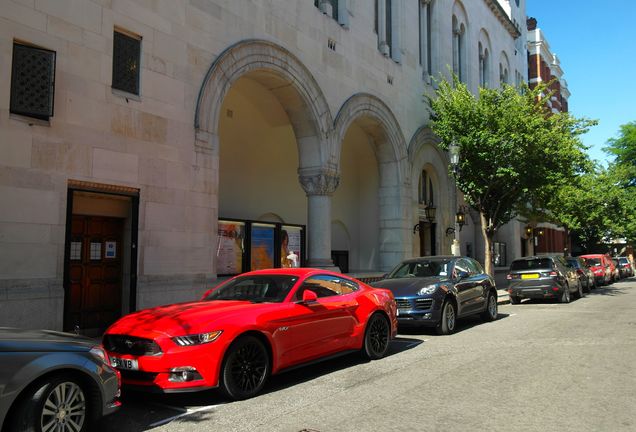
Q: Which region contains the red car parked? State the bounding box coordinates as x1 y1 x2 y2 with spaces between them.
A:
103 268 397 399
580 254 614 285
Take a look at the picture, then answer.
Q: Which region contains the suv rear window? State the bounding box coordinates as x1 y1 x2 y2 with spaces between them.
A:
510 258 553 271
584 258 601 266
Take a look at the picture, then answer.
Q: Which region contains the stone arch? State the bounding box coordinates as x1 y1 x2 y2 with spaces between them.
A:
499 51 511 85
478 28 492 87
408 127 454 256
333 93 410 271
195 39 334 171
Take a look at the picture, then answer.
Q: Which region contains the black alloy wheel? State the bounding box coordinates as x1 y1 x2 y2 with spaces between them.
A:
363 313 391 360
220 336 270 400
436 299 457 335
11 375 89 432
576 280 584 299
480 291 498 322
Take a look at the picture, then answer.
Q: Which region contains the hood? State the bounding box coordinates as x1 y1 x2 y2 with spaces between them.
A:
0 327 94 352
106 300 270 337
371 276 446 297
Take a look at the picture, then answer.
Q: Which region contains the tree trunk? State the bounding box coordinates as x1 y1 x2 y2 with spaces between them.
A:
480 211 494 276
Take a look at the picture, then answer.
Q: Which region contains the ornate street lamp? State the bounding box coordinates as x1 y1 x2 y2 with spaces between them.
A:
449 141 460 174
455 205 467 231
425 202 436 223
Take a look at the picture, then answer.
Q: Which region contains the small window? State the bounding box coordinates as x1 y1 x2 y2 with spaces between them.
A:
295 275 358 300
314 0 338 21
70 241 82 261
112 30 141 95
90 242 102 260
10 42 56 121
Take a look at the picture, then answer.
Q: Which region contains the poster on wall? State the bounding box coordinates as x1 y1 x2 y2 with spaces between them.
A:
217 221 245 275
251 224 275 270
281 226 302 268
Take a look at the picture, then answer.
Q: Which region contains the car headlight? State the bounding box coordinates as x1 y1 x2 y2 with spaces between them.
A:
172 331 223 346
89 346 110 365
418 285 438 296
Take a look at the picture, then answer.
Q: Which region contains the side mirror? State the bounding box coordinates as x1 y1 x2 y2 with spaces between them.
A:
300 289 318 303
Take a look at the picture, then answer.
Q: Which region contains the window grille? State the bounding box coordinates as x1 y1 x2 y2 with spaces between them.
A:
10 43 56 121
112 30 141 95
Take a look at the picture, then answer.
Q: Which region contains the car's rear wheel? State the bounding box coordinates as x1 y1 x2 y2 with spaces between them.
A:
220 335 270 400
509 295 521 305
436 299 457 335
362 312 391 360
11 374 89 432
480 291 498 321
575 280 584 299
559 284 571 303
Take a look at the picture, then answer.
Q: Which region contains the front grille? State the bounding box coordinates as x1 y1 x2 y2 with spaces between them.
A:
395 298 411 310
103 335 162 356
120 370 158 383
414 298 433 310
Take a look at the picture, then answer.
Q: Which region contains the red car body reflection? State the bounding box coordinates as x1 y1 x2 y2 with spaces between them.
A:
103 268 397 399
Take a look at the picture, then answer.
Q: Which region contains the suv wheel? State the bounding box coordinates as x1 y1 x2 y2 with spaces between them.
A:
509 295 521 305
436 299 457 335
559 284 571 303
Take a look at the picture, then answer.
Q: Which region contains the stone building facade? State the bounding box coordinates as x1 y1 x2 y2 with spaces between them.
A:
0 0 526 332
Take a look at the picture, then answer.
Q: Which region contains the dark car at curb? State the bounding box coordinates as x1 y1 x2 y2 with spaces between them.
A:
507 255 583 304
614 256 634 278
0 328 121 432
566 256 596 292
370 256 498 335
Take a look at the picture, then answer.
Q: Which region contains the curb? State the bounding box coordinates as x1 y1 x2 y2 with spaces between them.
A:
497 290 510 305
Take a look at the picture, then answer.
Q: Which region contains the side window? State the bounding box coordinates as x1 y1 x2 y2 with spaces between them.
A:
295 275 358 300
454 259 471 276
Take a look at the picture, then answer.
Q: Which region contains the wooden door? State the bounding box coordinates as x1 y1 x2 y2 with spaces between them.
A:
67 215 124 335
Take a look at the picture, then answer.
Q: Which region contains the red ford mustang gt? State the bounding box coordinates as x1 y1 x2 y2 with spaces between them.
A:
103 268 397 400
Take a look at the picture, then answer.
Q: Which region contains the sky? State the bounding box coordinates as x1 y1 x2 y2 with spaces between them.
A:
525 0 636 166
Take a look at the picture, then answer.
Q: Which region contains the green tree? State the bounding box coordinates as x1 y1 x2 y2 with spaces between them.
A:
604 121 636 186
427 77 595 275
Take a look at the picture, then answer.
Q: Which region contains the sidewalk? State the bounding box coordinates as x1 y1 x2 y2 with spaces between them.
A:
497 288 510 305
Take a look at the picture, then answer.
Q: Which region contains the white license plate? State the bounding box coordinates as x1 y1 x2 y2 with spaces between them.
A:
111 357 139 370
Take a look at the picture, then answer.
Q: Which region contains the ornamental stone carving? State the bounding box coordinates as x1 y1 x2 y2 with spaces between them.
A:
299 171 340 196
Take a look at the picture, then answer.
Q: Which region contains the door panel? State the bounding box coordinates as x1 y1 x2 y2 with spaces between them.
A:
66 215 124 335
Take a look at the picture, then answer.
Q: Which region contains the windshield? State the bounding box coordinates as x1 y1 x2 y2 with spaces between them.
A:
510 258 553 271
387 259 451 278
566 259 580 268
203 275 298 303
584 258 601 266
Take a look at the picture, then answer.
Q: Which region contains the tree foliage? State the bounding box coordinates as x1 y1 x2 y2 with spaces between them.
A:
427 77 595 274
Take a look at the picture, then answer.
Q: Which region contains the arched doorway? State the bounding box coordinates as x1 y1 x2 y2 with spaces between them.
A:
195 40 334 274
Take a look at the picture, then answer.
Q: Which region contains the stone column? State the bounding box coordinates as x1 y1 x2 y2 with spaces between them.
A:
299 169 340 269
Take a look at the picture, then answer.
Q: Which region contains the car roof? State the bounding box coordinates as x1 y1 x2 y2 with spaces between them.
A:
236 267 349 278
399 255 461 263
512 255 558 262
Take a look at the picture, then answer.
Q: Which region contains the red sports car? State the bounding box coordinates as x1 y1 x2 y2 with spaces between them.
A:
103 268 397 399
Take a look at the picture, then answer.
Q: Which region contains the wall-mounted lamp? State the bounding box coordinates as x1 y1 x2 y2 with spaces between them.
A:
449 141 460 175
525 225 533 237
424 202 436 223
456 205 467 232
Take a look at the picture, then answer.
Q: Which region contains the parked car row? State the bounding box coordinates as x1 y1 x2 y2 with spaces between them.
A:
506 253 633 304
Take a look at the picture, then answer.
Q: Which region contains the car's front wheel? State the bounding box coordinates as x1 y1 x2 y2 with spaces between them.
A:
436 299 457 335
11 374 90 432
575 280 584 299
362 312 391 360
220 335 270 400
480 291 498 322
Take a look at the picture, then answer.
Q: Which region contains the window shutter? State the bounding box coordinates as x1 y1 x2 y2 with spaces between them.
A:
10 43 56 121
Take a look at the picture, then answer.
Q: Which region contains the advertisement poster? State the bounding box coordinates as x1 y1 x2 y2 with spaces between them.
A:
251 224 274 270
282 226 302 268
217 221 244 274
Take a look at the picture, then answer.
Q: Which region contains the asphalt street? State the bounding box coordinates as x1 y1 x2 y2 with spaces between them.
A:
98 278 636 432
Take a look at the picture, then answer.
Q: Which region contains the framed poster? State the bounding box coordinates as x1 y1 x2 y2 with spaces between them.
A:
282 226 302 268
251 223 275 270
217 221 245 275
105 241 117 258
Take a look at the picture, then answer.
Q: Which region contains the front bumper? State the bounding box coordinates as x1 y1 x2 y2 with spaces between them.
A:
106 341 224 392
394 296 442 327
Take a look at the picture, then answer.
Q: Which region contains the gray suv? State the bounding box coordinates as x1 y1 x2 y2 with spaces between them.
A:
0 328 121 432
507 255 583 304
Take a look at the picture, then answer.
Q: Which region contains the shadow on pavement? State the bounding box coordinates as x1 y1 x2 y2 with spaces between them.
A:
397 313 511 336
97 338 422 431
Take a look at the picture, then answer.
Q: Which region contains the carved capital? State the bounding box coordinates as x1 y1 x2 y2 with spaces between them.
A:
299 170 340 196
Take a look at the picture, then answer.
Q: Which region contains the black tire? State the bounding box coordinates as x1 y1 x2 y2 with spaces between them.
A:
436 299 457 335
575 280 584 299
362 313 391 360
509 295 521 305
583 279 591 293
11 374 89 432
220 335 270 401
559 284 571 303
480 291 498 322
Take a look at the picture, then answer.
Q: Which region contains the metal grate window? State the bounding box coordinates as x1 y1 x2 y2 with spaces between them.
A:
112 30 141 95
10 43 56 121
